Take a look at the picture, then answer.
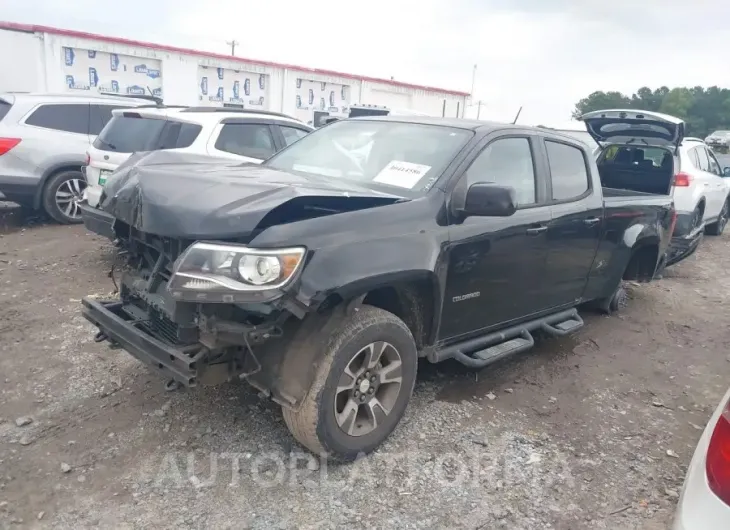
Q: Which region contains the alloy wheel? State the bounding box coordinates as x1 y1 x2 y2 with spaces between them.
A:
55 178 87 220
334 341 403 437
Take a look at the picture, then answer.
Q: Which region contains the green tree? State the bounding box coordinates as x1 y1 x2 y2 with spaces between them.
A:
572 86 730 137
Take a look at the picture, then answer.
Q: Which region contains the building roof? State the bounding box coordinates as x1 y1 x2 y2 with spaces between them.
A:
0 21 470 97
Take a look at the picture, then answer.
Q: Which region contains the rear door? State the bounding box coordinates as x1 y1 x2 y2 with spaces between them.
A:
20 103 92 177
705 147 729 218
541 136 603 307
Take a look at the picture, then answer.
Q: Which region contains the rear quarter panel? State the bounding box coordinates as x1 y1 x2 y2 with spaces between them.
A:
582 196 672 301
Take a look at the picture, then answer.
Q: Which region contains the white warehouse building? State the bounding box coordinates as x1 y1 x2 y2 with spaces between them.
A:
0 22 469 124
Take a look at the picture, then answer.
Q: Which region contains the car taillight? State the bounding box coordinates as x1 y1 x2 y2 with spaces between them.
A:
674 172 692 187
85 152 90 166
706 396 730 506
0 137 21 156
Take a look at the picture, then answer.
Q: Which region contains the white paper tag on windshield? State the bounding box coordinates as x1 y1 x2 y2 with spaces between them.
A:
373 161 431 189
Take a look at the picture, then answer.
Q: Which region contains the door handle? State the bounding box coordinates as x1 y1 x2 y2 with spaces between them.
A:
526 225 548 235
583 217 601 227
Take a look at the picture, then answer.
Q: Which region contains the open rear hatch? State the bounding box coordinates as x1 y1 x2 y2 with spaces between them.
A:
580 109 685 151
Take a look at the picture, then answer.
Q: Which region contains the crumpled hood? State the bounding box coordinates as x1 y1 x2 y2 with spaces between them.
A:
100 150 403 239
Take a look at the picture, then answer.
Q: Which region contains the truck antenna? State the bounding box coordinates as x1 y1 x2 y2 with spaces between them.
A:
512 106 523 125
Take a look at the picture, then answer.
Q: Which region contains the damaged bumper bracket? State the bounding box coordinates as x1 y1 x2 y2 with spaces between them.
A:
81 297 203 387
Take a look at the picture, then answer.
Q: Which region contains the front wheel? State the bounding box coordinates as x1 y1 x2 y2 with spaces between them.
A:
282 305 418 461
705 200 729 236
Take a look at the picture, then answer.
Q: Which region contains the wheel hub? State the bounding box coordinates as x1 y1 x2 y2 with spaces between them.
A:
334 342 404 437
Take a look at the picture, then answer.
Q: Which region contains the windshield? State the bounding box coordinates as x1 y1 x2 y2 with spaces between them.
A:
264 120 473 195
711 130 730 137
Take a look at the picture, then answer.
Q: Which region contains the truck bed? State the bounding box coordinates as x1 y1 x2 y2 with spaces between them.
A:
602 186 673 208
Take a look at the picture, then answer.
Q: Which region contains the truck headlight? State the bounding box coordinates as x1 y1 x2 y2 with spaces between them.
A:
168 242 306 301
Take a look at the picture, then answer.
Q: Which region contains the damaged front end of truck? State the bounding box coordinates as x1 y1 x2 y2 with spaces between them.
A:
81 150 404 408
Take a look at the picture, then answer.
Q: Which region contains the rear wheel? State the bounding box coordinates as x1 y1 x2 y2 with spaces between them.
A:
42 170 86 224
705 200 729 236
282 305 417 461
594 281 628 315
690 204 704 232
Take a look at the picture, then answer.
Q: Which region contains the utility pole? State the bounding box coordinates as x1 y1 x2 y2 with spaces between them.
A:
477 100 482 120
470 64 477 99
226 39 239 56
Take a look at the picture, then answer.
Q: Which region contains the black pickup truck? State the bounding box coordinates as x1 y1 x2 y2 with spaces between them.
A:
82 117 675 460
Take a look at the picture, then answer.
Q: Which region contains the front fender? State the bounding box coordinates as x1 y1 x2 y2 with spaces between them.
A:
293 232 443 309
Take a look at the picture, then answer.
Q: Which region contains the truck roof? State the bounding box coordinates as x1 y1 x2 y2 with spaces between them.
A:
350 115 574 134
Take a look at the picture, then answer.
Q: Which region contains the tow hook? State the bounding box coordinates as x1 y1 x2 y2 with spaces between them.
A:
94 330 108 343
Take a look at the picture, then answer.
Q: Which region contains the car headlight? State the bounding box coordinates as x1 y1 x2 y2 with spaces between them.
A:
167 242 306 302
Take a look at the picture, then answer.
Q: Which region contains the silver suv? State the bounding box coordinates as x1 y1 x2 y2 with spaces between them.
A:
0 92 151 223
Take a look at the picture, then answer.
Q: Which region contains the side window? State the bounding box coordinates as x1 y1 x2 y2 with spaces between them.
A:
695 146 710 171
688 147 701 169
214 123 276 159
707 148 722 176
465 137 536 206
89 105 126 135
545 140 590 201
25 104 89 135
280 126 309 146
157 122 202 149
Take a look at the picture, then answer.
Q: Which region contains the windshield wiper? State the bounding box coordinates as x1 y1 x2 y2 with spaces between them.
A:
97 138 117 151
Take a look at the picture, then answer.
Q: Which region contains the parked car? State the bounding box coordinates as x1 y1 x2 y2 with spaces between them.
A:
582 110 730 267
704 130 730 149
79 106 313 238
81 117 674 460
0 92 151 223
673 385 730 530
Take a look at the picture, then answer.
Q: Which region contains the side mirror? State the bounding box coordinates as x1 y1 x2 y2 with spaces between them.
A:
723 167 730 177
462 183 517 217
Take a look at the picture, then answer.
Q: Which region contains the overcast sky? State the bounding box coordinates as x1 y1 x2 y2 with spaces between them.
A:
3 0 730 125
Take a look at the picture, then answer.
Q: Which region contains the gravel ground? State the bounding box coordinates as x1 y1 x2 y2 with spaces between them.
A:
1 209 729 529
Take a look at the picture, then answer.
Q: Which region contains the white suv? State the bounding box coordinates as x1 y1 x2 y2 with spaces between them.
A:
83 106 313 209
583 110 730 266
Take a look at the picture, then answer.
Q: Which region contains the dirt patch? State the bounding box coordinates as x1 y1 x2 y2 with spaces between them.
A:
1 223 729 529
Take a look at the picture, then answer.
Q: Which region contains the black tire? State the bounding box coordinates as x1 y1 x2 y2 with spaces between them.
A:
42 170 86 224
705 200 729 236
594 281 628 315
282 304 418 461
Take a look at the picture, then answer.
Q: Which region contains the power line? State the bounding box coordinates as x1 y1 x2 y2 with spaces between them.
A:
226 40 239 56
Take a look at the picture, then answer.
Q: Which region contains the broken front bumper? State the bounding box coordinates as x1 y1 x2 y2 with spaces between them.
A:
81 297 204 387
78 202 115 240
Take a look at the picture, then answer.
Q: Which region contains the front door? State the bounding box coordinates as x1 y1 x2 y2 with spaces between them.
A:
440 135 551 341
542 137 603 306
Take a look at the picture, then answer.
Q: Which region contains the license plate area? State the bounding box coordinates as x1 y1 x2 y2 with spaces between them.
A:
98 169 113 185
